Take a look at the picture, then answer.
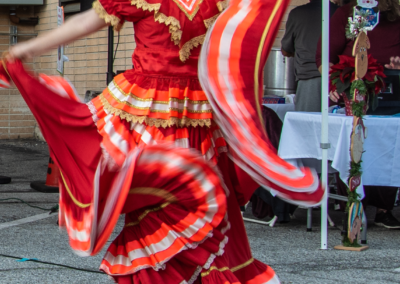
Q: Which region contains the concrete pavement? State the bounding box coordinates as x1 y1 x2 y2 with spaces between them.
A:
1 139 400 284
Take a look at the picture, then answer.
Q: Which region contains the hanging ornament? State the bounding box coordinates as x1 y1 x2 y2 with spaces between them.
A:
348 202 364 244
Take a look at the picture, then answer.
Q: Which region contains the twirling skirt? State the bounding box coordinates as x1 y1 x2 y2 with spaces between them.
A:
1 61 279 284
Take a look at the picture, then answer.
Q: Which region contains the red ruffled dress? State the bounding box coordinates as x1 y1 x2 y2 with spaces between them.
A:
89 0 278 283
0 0 279 282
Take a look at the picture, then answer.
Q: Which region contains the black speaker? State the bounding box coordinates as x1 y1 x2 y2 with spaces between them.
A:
81 0 96 12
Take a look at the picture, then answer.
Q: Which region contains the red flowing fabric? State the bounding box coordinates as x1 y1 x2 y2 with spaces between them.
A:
0 60 278 283
199 0 325 206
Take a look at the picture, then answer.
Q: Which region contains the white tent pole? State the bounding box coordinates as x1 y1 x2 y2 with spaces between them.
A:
320 0 330 250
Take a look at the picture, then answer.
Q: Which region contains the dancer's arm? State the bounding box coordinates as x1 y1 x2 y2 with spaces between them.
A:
8 9 107 61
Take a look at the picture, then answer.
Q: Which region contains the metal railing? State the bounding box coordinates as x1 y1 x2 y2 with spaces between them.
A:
0 26 37 45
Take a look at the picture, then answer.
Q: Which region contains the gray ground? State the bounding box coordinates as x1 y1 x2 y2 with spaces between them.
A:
0 139 399 284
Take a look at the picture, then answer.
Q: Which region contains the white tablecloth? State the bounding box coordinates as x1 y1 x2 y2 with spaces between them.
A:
278 112 400 197
263 103 295 121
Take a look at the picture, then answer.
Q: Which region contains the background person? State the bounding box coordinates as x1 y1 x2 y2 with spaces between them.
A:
281 0 338 112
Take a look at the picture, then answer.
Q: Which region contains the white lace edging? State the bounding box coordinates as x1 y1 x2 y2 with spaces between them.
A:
100 143 120 173
187 235 229 284
87 101 100 125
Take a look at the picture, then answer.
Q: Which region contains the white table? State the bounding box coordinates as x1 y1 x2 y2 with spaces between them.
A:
278 112 400 199
263 103 294 121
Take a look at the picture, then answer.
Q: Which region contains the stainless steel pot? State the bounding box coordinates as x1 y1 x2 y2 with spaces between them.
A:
263 48 296 96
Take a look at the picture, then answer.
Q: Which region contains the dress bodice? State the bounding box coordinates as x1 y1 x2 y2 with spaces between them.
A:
94 0 227 76
92 0 227 128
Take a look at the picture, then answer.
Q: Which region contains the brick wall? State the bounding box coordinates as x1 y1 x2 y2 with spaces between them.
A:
0 6 37 139
34 0 135 99
0 0 308 140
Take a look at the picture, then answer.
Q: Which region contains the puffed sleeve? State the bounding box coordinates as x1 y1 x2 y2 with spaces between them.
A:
92 0 146 31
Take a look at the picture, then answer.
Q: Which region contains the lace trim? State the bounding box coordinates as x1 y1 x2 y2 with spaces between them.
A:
93 0 124 31
130 0 228 61
100 143 120 172
131 0 161 12
204 13 220 29
171 0 204 21
217 0 229 12
179 34 206 62
112 79 210 104
100 94 212 128
86 101 99 125
188 235 228 284
154 12 182 45
131 0 183 45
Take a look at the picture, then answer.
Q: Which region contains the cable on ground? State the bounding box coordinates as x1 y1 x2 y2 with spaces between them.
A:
0 198 58 213
0 253 104 274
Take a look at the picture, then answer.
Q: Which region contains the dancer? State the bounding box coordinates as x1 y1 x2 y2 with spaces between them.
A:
4 0 324 283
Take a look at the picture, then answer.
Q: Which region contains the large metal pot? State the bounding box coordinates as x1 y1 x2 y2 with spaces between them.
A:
263 48 296 97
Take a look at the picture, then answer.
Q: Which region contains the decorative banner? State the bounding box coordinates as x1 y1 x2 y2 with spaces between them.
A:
348 176 361 192
348 202 364 243
57 6 64 75
354 7 380 31
353 88 366 103
350 117 367 163
352 31 370 79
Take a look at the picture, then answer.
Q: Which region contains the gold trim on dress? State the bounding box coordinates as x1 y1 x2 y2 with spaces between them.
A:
107 88 212 113
100 94 212 128
154 12 182 45
93 0 124 31
112 80 211 105
253 0 282 134
124 202 171 227
171 0 204 21
129 187 178 202
204 13 220 29
131 0 161 12
60 171 91 209
216 0 229 12
131 0 183 45
179 34 206 62
200 258 254 277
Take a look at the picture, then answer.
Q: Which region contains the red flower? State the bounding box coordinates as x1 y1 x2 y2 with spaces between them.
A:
329 54 386 95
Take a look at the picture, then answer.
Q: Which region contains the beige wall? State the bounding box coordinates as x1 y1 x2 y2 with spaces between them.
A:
0 6 36 139
0 0 307 139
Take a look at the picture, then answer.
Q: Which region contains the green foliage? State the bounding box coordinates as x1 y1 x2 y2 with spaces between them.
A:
352 101 366 117
342 235 362 247
349 161 362 177
350 80 367 96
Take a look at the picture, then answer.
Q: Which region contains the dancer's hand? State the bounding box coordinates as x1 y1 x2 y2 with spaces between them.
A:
7 42 35 62
384 56 400 70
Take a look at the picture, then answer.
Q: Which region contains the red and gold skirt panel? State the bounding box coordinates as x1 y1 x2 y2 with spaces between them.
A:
0 61 229 271
97 70 213 129
100 145 229 283
197 154 280 284
200 257 279 284
199 0 324 205
88 87 227 170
